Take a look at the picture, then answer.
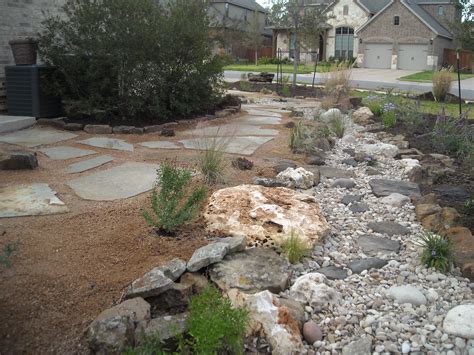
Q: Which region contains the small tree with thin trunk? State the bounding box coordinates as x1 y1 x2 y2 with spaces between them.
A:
245 10 265 65
268 0 329 92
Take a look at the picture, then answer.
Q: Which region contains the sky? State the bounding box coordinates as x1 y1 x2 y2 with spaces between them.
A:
256 0 272 8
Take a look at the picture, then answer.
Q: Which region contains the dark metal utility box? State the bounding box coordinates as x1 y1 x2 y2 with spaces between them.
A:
5 65 62 117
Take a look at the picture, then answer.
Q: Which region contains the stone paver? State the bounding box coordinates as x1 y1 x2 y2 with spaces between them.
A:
139 141 181 150
67 162 157 201
0 128 77 147
66 155 114 174
179 136 273 156
78 137 134 152
0 183 68 217
40 146 96 160
181 124 278 137
238 115 281 125
244 109 282 117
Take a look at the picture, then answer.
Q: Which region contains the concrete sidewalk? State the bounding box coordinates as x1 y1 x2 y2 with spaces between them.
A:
224 68 474 100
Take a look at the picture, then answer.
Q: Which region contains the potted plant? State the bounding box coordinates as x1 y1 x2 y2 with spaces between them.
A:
9 37 38 65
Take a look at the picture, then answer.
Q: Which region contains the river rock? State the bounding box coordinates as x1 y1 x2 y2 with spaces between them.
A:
276 167 316 189
358 235 400 255
369 179 421 198
186 242 229 272
289 273 340 307
318 266 348 280
321 108 341 122
303 321 323 343
347 258 388 274
209 248 291 293
342 337 372 355
332 178 356 189
387 285 427 306
368 221 410 236
204 185 330 248
380 193 411 208
443 305 474 338
341 194 363 205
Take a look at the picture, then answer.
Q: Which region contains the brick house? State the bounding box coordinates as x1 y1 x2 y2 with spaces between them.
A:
272 0 458 70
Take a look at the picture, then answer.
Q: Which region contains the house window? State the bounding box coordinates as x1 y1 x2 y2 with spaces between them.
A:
343 5 349 16
335 27 354 59
438 6 445 16
394 16 400 25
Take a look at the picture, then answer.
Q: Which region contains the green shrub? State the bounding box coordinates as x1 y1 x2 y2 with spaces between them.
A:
197 136 228 184
183 286 248 354
0 243 16 268
367 102 383 116
142 163 207 233
432 70 452 102
39 0 223 122
416 231 454 273
315 125 332 138
281 85 291 97
329 116 346 138
239 80 252 91
289 120 307 152
124 332 165 355
382 110 397 128
281 230 311 264
433 111 473 159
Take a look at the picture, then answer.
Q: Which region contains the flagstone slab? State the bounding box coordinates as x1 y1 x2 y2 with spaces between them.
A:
67 162 157 201
180 136 273 156
139 141 181 149
238 115 281 125
0 128 77 147
78 137 134 152
0 183 68 217
181 124 278 137
243 109 282 117
66 155 114 174
40 146 96 160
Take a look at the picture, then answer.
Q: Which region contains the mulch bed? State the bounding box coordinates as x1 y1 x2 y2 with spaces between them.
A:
374 114 473 231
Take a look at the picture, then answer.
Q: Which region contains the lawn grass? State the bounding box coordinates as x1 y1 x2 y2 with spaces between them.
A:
399 71 474 83
224 63 330 74
349 89 473 119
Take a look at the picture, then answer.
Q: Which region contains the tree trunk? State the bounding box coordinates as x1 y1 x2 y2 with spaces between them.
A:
255 47 258 65
292 33 299 92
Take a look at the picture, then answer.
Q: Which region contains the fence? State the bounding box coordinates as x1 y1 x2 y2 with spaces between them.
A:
443 49 473 73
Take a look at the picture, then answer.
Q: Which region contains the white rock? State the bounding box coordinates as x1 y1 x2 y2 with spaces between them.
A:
443 305 474 338
387 285 427 306
380 193 411 208
402 342 411 353
289 273 340 307
359 143 400 158
276 167 315 190
320 108 341 122
341 134 356 145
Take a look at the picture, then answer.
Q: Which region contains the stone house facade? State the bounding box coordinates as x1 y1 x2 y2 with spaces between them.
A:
271 0 457 70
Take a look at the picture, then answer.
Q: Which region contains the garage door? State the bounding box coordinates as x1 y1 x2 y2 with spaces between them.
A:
398 44 428 70
364 43 392 69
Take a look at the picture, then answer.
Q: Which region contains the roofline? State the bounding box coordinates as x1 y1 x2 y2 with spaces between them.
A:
210 0 268 14
354 0 372 14
356 0 453 39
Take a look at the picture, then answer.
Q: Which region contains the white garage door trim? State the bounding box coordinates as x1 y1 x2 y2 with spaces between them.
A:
364 43 392 69
398 44 428 71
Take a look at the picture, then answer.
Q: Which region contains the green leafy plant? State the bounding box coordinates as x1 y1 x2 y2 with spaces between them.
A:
183 286 249 354
329 116 346 138
281 229 312 264
367 102 383 116
281 85 291 97
239 80 252 91
142 163 207 233
416 231 454 273
289 120 307 152
315 125 332 138
382 110 397 128
432 70 452 102
0 243 16 268
124 332 165 355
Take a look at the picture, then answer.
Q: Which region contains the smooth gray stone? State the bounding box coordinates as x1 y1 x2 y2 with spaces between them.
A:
179 136 273 156
0 127 77 147
349 203 370 213
432 185 469 199
342 337 372 355
66 155 114 174
187 242 229 272
78 137 134 152
318 266 348 280
342 158 358 167
369 179 421 198
40 146 96 160
368 221 410 236
347 258 388 274
387 285 427 306
332 178 356 189
358 235 401 255
341 195 363 205
125 268 173 299
139 141 180 149
181 124 278 137
318 166 355 179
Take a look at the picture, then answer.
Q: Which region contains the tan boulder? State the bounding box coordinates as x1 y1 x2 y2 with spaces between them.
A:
421 207 460 233
352 106 374 125
204 184 330 248
415 203 441 221
446 227 474 281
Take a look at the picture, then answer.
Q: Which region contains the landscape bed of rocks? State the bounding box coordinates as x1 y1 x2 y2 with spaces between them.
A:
85 101 474 355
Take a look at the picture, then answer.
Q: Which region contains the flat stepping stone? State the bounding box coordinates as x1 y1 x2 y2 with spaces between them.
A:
0 183 68 217
181 124 278 137
349 203 370 213
318 166 355 179
139 141 180 150
67 162 157 201
78 137 133 152
40 146 96 160
368 221 410 236
66 155 114 174
0 128 77 147
244 109 282 117
432 185 469 199
347 258 388 274
332 178 356 189
238 115 281 125
341 195 363 205
358 235 401 255
317 266 348 280
209 248 291 293
180 136 273 156
369 179 421 198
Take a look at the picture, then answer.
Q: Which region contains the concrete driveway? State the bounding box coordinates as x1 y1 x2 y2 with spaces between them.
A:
224 68 474 100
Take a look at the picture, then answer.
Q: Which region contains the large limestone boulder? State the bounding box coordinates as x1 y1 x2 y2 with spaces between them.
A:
204 185 330 248
227 289 304 355
276 167 317 189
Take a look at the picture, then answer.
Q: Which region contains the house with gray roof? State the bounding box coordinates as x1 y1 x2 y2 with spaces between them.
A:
272 0 459 70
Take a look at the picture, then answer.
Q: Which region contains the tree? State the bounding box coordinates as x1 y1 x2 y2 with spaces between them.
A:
445 0 473 51
39 0 223 123
268 0 329 91
245 10 265 65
